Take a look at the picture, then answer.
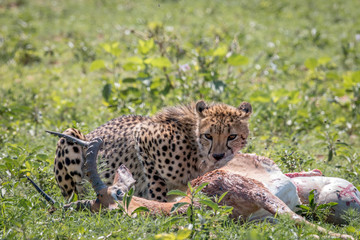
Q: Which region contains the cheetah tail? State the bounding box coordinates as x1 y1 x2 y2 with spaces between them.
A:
26 176 56 205
45 130 89 147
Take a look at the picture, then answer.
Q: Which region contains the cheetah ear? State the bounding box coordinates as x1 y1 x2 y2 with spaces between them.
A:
238 102 252 119
196 100 207 118
113 165 136 191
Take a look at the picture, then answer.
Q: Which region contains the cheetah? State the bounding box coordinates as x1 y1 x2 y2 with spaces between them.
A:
53 100 252 202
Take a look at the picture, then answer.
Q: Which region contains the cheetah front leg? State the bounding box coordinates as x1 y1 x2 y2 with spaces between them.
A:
134 151 168 202
145 167 168 202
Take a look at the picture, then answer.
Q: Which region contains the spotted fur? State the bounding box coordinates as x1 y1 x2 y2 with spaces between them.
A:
53 101 252 201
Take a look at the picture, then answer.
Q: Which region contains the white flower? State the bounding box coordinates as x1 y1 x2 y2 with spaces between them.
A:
355 34 360 42
179 64 190 72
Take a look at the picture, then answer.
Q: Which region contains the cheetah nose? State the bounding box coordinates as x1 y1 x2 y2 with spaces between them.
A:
212 153 225 161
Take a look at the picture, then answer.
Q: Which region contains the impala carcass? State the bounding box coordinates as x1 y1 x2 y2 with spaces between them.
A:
29 137 359 239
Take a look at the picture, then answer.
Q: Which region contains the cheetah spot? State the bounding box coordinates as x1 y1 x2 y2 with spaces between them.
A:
73 146 79 153
58 162 63 170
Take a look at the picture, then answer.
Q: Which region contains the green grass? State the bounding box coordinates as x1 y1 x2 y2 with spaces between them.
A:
1 0 360 239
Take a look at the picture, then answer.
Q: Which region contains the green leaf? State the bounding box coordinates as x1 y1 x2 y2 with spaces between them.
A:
199 199 219 211
249 90 271 103
89 60 106 71
316 204 327 210
25 161 31 170
36 154 48 161
163 216 182 227
167 189 188 197
131 206 149 215
148 21 163 31
111 48 122 57
170 202 189 213
227 54 249 66
352 70 360 83
68 192 78 203
102 43 112 53
250 95 271 103
346 226 356 233
129 56 144 63
125 188 134 210
144 57 171 68
308 189 315 206
102 83 112 102
326 202 339 207
213 45 228 57
193 182 209 195
318 57 331 65
150 77 164 90
138 39 154 55
123 56 145 71
126 56 144 64
304 58 318 70
218 191 228 203
335 142 349 146
297 205 311 211
176 229 192 240
327 149 333 162
122 78 137 83
120 87 141 98
187 182 193 192
123 63 138 71
317 202 338 210
315 134 326 141
326 72 340 80
221 206 233 213
101 42 121 57
154 233 176 240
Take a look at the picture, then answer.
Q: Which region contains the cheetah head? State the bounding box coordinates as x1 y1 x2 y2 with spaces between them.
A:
195 100 252 168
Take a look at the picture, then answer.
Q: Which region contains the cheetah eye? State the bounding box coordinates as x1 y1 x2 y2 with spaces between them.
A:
204 134 213 140
227 134 237 141
116 189 122 196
